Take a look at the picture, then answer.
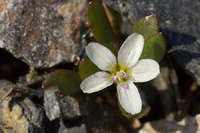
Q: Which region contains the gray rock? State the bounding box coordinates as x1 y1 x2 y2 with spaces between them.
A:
0 0 87 68
59 96 81 119
28 123 45 133
58 123 87 133
19 98 44 128
44 88 80 121
0 80 15 93
139 114 200 133
133 0 200 86
108 0 200 85
105 0 137 35
43 89 84 132
44 89 61 121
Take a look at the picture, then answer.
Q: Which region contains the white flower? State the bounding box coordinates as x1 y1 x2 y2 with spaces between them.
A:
80 33 160 114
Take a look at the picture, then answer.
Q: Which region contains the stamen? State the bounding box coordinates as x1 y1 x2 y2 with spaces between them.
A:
112 70 129 84
120 70 129 78
112 73 118 83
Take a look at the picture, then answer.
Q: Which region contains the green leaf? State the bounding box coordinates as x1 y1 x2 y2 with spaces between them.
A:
42 69 81 94
103 2 123 38
133 14 166 62
118 102 150 119
79 58 99 80
133 14 159 40
88 1 118 54
81 1 122 81
140 32 166 62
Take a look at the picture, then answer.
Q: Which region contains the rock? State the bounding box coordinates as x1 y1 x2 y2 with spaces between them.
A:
0 80 15 96
108 0 200 86
58 122 87 133
105 0 137 35
44 88 80 121
2 97 28 133
59 95 81 119
134 0 200 86
139 114 200 133
44 88 61 121
0 0 87 68
44 89 85 133
45 117 87 133
0 80 45 133
0 80 15 124
2 96 45 133
19 97 44 128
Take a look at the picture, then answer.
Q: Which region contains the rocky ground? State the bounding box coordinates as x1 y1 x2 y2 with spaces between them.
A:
0 0 200 133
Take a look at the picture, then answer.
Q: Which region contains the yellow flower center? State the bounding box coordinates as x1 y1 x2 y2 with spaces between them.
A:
111 64 130 84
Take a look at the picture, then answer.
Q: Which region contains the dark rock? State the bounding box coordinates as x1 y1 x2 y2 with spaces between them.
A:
150 62 179 121
28 123 45 133
133 0 200 86
45 117 87 133
80 94 126 133
45 119 60 133
0 0 87 68
108 0 200 86
0 49 29 82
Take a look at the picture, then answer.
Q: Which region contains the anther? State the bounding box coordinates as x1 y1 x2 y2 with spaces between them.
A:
120 70 129 78
112 73 118 83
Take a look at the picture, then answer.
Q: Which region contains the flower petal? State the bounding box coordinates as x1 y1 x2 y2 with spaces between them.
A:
131 59 160 82
118 33 144 68
80 71 113 93
117 82 142 114
86 42 116 71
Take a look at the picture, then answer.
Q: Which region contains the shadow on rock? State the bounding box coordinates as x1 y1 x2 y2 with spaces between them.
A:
63 116 83 128
150 116 198 133
169 50 200 66
161 29 197 47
